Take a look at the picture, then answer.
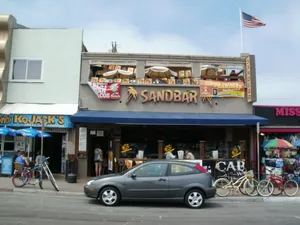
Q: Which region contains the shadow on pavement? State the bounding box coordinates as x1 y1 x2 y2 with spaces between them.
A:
88 199 223 209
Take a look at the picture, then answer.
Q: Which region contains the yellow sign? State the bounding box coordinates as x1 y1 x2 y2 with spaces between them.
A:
200 80 245 98
126 87 198 104
164 144 175 154
231 147 241 158
121 144 132 153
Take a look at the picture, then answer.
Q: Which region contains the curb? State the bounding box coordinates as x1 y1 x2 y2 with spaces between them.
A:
0 188 13 192
1 188 300 203
12 188 85 197
209 196 300 203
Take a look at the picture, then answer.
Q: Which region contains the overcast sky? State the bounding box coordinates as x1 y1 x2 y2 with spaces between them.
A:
1 0 299 106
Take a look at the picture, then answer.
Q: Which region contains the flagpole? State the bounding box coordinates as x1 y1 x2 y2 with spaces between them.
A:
239 8 244 53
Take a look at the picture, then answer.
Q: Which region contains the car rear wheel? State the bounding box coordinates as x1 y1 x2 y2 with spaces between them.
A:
185 189 205 209
100 187 120 206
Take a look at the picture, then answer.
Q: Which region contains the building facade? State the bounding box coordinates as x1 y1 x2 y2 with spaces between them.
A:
0 15 83 174
71 52 268 178
254 106 300 181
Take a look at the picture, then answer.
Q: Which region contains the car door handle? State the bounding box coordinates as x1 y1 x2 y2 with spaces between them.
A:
158 178 166 182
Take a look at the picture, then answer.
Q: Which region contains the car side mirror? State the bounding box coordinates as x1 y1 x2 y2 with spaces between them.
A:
131 173 136 179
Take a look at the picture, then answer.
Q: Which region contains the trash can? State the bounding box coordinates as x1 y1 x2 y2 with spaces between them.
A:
66 173 77 183
65 159 78 183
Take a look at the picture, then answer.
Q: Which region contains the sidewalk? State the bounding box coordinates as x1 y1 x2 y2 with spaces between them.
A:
1 175 300 202
0 174 88 196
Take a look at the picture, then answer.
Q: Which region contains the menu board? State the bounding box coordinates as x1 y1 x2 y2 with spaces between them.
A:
78 127 87 152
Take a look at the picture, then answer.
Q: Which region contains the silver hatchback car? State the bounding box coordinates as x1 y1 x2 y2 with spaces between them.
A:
84 160 216 208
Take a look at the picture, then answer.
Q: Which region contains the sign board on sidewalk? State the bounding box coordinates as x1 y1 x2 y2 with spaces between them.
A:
1 157 13 175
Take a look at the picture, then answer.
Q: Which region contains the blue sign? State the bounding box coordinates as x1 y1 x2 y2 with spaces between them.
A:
0 114 73 128
1 157 13 175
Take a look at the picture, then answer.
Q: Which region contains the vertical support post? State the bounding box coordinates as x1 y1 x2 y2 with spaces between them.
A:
1 135 4 157
158 140 163 159
239 140 246 160
199 140 205 160
256 122 260 180
40 120 45 180
114 138 120 172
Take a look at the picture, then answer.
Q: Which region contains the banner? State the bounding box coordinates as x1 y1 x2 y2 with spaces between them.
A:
200 80 245 98
0 114 73 128
89 82 121 100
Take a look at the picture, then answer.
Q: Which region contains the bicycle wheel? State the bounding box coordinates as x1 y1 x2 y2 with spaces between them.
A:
271 179 283 196
239 180 248 195
283 180 299 197
47 168 59 191
12 171 28 188
214 178 231 197
243 178 259 196
257 180 274 197
35 170 43 190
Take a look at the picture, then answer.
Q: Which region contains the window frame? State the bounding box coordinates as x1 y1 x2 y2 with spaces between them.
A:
10 58 44 83
168 163 201 176
132 163 168 178
0 136 15 152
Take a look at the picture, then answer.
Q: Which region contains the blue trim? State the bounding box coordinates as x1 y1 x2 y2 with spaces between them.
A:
70 111 268 126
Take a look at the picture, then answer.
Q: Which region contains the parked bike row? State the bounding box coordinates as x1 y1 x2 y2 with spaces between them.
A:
213 170 299 197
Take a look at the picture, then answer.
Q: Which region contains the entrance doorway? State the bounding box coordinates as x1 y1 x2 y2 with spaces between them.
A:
88 136 109 176
35 133 63 174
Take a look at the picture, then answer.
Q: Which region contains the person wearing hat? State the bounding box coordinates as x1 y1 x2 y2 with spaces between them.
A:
165 145 176 160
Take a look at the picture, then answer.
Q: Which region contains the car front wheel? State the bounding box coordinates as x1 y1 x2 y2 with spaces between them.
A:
185 189 205 209
99 187 120 206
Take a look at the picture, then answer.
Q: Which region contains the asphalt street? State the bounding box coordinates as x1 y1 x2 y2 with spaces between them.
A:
0 192 299 225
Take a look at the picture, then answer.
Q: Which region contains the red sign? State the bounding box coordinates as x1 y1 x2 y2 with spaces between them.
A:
96 83 121 100
275 107 300 117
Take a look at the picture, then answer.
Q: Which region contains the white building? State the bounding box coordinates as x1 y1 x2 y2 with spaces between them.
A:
0 15 83 174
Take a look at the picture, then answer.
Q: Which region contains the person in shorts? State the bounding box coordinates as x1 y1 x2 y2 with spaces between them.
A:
94 144 103 176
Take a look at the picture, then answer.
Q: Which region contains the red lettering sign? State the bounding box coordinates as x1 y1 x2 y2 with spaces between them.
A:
96 83 121 100
275 107 300 117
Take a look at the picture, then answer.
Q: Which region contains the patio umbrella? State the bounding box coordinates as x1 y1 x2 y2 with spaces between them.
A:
16 127 51 138
293 140 300 148
102 69 135 79
0 126 16 136
264 138 293 150
145 66 177 79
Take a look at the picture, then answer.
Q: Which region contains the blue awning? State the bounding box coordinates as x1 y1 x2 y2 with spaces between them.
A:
71 111 268 126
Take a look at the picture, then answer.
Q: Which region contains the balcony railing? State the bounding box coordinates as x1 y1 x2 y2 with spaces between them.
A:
83 52 248 86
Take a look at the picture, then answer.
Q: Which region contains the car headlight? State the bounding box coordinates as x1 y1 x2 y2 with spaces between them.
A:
87 180 95 186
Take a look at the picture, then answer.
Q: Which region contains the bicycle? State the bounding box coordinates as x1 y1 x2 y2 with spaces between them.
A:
12 157 60 192
12 164 43 189
216 171 248 195
213 170 258 197
257 168 299 197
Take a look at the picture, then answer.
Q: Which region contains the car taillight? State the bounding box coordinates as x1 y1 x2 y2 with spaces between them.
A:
195 164 207 173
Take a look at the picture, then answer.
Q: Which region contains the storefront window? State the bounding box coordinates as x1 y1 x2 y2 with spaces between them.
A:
121 126 159 159
204 141 229 159
120 143 147 159
0 136 15 152
204 141 241 160
164 143 200 159
261 133 300 182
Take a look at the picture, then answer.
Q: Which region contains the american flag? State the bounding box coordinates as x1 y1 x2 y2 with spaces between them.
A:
242 11 266 28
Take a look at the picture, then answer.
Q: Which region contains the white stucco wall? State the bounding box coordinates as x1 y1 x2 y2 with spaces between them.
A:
7 28 83 104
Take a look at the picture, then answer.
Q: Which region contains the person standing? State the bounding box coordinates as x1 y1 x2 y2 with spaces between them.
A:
94 144 103 176
185 149 195 160
35 151 47 166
